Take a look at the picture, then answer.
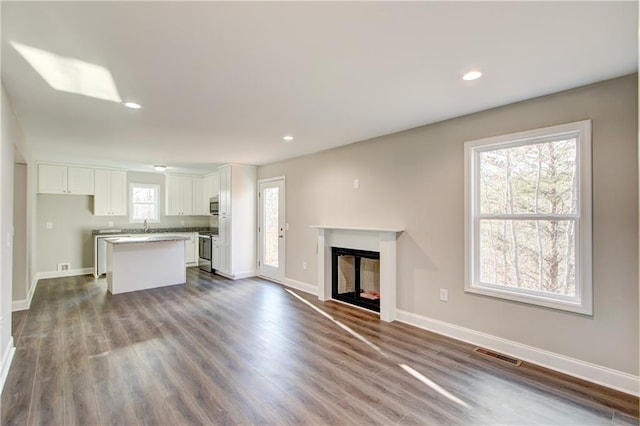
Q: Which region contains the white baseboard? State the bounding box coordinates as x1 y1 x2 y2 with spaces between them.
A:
214 270 256 280
233 270 257 280
36 267 93 280
12 275 41 312
396 309 639 397
13 268 92 311
0 337 16 393
283 278 318 296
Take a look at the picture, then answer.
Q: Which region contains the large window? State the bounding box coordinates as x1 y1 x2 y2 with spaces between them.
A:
464 120 592 314
129 183 160 223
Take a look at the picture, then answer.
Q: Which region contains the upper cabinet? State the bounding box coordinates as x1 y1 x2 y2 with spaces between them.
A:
192 177 208 216
166 174 194 216
218 165 231 216
203 172 220 201
165 174 212 216
38 164 94 195
94 169 127 216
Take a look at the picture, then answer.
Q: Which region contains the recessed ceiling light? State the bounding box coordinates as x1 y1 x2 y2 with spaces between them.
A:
153 165 167 172
124 102 142 109
283 135 294 142
462 71 482 81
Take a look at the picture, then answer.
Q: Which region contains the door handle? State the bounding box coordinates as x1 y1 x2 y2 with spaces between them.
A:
279 235 284 238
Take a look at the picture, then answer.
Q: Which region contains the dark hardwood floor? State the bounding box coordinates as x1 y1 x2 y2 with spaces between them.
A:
2 268 638 425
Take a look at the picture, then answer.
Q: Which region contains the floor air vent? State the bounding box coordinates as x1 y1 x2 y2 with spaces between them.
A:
473 347 523 366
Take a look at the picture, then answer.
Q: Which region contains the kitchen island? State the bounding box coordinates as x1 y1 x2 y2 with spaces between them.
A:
105 235 189 295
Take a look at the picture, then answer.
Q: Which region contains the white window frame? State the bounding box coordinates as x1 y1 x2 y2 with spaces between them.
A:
464 120 592 315
129 183 160 224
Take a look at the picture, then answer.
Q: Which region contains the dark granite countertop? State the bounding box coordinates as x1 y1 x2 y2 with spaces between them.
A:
92 227 218 236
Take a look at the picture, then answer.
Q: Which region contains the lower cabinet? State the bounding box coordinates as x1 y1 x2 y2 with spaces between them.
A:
94 232 198 277
183 233 197 265
211 236 221 270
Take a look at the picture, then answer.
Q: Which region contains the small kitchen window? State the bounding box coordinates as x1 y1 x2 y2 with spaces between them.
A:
129 183 160 223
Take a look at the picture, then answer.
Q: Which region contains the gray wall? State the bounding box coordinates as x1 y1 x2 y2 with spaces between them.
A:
257 74 638 375
12 163 27 301
35 171 209 272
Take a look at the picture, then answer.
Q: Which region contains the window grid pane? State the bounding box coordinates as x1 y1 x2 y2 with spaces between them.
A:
478 219 576 297
479 138 577 216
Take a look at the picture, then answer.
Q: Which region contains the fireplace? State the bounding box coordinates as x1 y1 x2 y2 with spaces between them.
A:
332 247 380 312
312 226 403 322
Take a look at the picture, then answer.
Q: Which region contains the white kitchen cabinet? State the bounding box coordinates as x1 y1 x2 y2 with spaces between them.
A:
203 172 220 201
211 236 221 270
165 174 194 216
38 164 94 195
184 232 198 265
217 214 231 274
218 165 231 216
215 164 256 279
192 177 208 216
94 169 127 216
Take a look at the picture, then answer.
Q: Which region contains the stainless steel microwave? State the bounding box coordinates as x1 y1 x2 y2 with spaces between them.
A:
209 197 219 215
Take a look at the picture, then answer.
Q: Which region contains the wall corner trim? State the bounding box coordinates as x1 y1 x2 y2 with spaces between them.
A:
395 309 639 397
12 276 40 312
283 278 318 296
0 337 16 393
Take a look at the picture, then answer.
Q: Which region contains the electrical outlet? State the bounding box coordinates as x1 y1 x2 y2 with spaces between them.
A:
108 221 114 228
46 221 53 229
180 220 185 226
302 261 307 270
57 263 70 272
439 289 448 302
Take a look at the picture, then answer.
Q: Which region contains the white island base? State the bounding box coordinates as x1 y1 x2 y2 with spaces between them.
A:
106 236 187 295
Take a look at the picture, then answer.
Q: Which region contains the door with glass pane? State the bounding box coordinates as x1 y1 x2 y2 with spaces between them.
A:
258 178 285 282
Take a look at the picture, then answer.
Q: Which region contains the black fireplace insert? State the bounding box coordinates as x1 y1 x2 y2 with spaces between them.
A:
331 247 380 312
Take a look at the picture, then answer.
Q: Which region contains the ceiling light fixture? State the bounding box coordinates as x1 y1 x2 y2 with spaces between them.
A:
283 135 294 142
124 102 142 109
462 70 482 81
153 165 167 172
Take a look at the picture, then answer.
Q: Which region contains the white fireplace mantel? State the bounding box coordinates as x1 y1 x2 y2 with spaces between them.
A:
311 225 403 322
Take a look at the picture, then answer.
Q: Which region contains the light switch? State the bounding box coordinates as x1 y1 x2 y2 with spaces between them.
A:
285 223 289 231
46 222 53 230
440 289 449 302
353 179 359 189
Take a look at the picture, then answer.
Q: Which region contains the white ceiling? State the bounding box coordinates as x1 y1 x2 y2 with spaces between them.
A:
1 1 637 175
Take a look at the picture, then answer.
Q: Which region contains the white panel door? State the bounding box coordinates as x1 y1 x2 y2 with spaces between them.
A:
258 178 285 282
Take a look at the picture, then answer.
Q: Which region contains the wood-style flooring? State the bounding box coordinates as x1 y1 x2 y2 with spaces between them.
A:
2 268 638 425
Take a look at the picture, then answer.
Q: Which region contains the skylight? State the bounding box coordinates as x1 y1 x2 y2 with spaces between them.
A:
10 41 122 103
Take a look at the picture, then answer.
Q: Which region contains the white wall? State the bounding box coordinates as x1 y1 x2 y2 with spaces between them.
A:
258 75 639 379
1 83 30 388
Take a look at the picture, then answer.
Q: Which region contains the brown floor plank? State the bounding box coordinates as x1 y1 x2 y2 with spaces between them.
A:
1 268 637 426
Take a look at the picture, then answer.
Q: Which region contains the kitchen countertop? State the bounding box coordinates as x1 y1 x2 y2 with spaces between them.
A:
105 235 190 244
92 227 218 236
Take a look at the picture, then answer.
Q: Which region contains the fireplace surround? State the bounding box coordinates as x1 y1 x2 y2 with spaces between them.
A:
311 226 403 322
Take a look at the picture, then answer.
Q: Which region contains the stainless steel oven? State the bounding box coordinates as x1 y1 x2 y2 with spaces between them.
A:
198 234 212 272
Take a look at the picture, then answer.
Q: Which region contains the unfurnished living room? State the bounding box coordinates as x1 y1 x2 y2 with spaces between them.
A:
0 1 638 425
